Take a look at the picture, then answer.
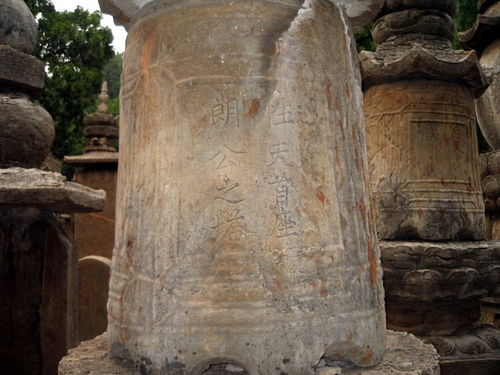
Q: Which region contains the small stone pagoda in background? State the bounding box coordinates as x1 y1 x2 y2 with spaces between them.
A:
0 1 105 374
360 0 500 373
65 81 119 344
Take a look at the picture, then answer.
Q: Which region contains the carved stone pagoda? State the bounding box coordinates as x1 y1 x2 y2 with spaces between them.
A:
360 0 500 374
65 82 119 344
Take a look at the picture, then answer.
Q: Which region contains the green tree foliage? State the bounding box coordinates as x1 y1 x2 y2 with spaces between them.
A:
24 0 114 159
102 53 123 100
456 0 479 32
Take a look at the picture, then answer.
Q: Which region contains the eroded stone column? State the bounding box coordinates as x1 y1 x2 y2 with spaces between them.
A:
103 0 386 374
360 0 487 241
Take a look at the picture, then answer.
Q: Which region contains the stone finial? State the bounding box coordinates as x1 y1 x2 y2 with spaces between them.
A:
83 81 118 153
0 0 54 169
0 0 38 54
98 81 110 113
360 0 488 97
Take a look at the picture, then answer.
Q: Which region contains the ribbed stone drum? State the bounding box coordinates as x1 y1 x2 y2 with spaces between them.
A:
365 80 485 240
108 1 385 374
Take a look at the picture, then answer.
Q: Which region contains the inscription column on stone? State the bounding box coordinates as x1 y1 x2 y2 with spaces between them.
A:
107 1 385 374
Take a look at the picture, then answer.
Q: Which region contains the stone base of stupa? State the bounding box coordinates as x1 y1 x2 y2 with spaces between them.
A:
58 331 440 375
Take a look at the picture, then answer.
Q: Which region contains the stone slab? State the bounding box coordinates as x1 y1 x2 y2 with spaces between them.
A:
0 45 45 96
59 331 440 375
0 168 105 213
99 0 384 30
64 152 119 165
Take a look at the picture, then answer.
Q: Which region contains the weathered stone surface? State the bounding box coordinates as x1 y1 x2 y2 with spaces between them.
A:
380 240 500 336
0 45 46 96
78 256 111 343
0 93 54 168
360 0 487 98
99 0 384 29
59 332 140 375
59 331 439 375
0 208 77 375
0 168 106 213
0 0 38 53
365 80 485 241
335 0 384 32
108 0 385 374
425 324 500 375
481 297 500 328
372 9 455 44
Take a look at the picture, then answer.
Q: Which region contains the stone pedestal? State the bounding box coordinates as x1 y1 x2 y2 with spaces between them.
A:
58 331 440 375
100 0 387 374
380 240 500 375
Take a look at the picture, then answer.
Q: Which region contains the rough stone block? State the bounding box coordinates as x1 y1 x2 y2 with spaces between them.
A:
0 94 54 168
0 0 38 54
0 168 105 213
380 240 500 335
58 331 440 375
0 45 45 96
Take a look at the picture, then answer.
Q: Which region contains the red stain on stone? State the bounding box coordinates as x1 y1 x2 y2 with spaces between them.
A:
316 190 326 205
309 281 317 288
274 279 283 291
358 201 366 217
361 348 373 363
344 82 351 99
320 285 328 297
244 99 260 118
325 83 333 110
140 24 156 86
367 241 378 287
